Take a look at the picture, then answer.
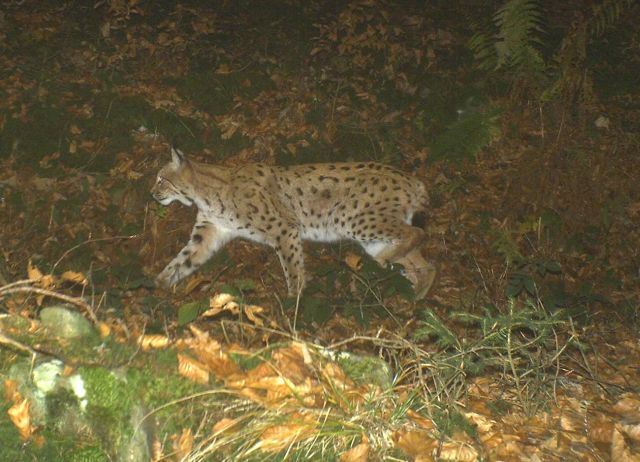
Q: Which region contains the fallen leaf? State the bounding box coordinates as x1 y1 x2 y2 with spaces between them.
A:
344 253 362 271
177 354 210 384
394 429 435 459
257 416 317 452
138 334 171 351
341 436 369 462
212 417 241 435
61 270 88 286
97 322 111 338
173 428 194 461
7 396 34 440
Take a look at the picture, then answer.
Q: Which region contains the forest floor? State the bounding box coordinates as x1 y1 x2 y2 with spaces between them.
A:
0 1 639 461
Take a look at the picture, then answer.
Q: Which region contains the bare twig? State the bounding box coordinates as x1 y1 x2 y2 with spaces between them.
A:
52 234 138 272
0 286 98 325
0 330 38 356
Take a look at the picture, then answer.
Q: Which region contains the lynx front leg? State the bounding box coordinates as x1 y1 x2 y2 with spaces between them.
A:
156 221 230 288
272 229 306 297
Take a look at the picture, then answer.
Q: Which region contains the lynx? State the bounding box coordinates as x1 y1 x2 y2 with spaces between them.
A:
151 147 436 299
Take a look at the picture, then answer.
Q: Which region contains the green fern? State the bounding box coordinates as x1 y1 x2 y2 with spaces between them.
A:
428 108 501 163
469 0 545 71
494 0 545 69
590 0 635 37
542 0 635 104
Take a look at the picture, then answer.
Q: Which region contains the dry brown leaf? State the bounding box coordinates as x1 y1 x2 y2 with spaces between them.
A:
173 428 194 461
151 438 164 462
212 417 241 435
438 439 478 462
203 292 240 317
97 322 111 338
138 334 171 351
27 261 55 296
187 334 241 379
394 429 435 459
612 424 640 462
3 379 18 401
27 260 44 281
272 346 310 383
407 409 435 431
182 274 208 294
341 436 369 462
589 419 614 444
257 416 317 452
7 396 34 440
244 304 265 327
620 422 640 443
60 270 88 286
292 341 312 365
613 395 640 417
344 253 362 271
322 362 355 390
177 354 210 384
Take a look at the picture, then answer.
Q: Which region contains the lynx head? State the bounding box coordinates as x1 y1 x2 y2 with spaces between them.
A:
151 147 194 206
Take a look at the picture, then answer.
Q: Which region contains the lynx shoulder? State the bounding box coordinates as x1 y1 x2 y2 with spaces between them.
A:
151 147 435 298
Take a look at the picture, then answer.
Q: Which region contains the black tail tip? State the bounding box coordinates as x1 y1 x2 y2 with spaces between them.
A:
412 211 427 229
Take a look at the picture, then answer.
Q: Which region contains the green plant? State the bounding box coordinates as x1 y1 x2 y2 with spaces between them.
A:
428 107 502 163
413 299 581 415
469 0 545 72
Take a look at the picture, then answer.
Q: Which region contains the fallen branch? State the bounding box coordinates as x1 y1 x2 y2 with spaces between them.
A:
0 286 98 325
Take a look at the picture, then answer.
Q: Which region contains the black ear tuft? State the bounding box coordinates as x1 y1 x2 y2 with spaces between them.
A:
170 145 186 166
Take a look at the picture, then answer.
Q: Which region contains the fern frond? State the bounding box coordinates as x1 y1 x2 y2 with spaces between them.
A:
590 0 635 37
469 26 499 70
494 0 545 69
428 108 502 163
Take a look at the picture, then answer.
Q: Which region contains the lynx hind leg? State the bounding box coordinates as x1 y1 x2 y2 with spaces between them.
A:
366 222 425 266
358 220 433 299
393 248 436 300
273 228 306 297
156 222 229 288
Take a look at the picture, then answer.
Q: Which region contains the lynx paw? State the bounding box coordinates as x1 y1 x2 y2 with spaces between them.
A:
155 264 185 288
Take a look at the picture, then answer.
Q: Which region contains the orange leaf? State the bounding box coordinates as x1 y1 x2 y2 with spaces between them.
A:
212 417 241 435
97 322 111 338
394 430 435 459
7 397 34 440
344 253 362 271
61 270 88 286
172 428 194 461
257 417 316 452
138 334 171 351
3 379 18 401
177 354 209 384
341 437 369 462
27 260 43 281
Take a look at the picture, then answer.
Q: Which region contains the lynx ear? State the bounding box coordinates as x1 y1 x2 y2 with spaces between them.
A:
170 146 187 166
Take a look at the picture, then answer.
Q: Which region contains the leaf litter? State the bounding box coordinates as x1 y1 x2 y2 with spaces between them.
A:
0 1 639 460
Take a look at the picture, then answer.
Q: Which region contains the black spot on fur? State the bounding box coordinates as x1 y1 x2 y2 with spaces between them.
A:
192 234 203 243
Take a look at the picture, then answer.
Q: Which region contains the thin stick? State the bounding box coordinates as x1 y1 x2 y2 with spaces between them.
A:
52 235 138 272
0 287 98 325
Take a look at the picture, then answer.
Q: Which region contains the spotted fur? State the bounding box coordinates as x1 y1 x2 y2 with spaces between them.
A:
151 147 436 298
